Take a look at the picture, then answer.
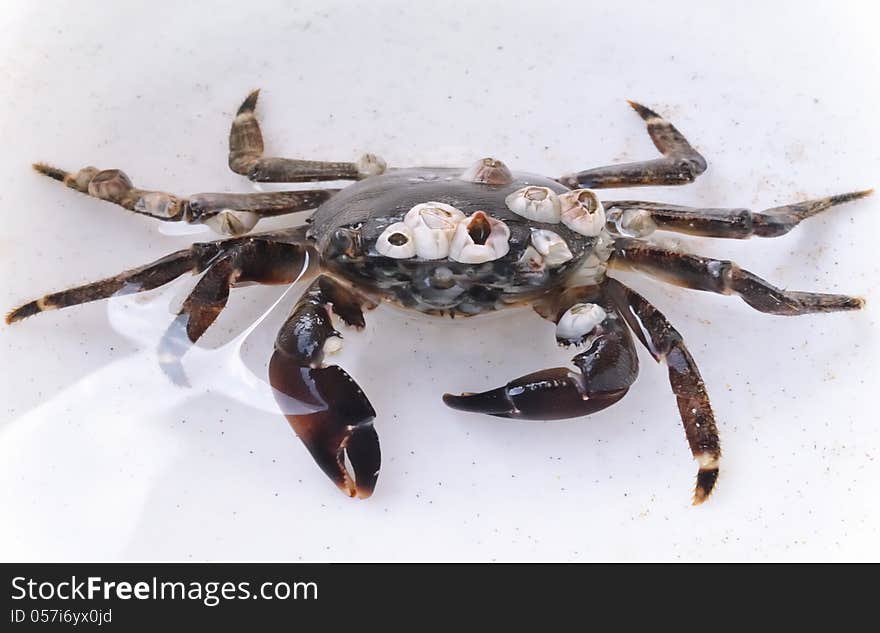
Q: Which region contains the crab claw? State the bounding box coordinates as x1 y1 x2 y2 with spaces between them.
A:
269 352 381 498
443 368 628 420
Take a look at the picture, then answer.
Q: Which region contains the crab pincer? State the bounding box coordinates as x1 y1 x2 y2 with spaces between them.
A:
269 353 380 498
268 275 381 498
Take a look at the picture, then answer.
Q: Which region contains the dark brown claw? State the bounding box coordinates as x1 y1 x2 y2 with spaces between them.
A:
444 369 629 420
445 300 638 420
269 352 380 498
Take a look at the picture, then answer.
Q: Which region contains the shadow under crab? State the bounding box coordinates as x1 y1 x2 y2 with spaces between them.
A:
8 90 872 504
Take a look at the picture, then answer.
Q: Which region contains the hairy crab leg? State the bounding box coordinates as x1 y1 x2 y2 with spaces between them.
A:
33 162 336 236
602 189 873 239
603 278 720 505
559 102 707 189
5 228 310 325
443 291 638 420
609 238 864 315
268 275 381 498
229 90 386 183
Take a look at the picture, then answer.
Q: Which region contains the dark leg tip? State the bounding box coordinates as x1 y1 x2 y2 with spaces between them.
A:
5 301 41 324
237 89 261 115
626 100 661 121
832 188 875 205
32 162 68 182
693 468 719 505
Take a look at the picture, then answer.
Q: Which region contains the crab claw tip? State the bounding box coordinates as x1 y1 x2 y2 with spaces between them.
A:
269 353 381 500
442 390 512 416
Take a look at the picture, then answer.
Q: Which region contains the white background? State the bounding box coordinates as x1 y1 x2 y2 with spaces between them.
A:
1 1 878 561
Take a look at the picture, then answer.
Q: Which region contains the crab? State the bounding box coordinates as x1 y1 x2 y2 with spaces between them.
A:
7 90 871 504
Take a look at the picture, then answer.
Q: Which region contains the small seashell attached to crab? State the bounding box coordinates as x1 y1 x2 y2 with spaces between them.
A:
505 186 561 223
559 188 606 237
449 211 510 264
556 302 607 346
612 207 658 237
376 222 417 258
529 229 573 267
460 157 513 185
204 209 260 236
403 202 465 259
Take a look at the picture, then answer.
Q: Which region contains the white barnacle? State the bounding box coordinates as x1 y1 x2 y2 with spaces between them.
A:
205 209 260 236
403 202 465 259
559 188 606 237
505 186 561 223
460 157 513 185
376 222 416 258
556 302 607 343
529 229 573 267
615 208 657 237
517 245 545 273
356 153 387 178
449 211 510 264
135 192 183 219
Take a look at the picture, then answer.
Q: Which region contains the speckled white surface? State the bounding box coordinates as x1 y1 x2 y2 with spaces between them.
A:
1 1 878 561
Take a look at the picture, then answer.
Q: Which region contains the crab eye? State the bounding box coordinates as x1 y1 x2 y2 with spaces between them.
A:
556 302 607 344
460 157 513 185
403 202 465 259
529 229 573 266
505 186 561 223
449 211 510 263
559 188 606 237
376 222 416 258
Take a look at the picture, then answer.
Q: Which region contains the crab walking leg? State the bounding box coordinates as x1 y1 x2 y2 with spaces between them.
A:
268 275 381 498
5 227 310 325
604 278 720 504
171 238 312 344
559 102 707 189
229 90 386 183
602 189 873 239
6 245 219 324
609 238 864 315
33 162 337 235
443 293 639 420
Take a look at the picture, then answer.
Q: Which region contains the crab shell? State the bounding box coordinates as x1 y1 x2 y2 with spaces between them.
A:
310 167 610 315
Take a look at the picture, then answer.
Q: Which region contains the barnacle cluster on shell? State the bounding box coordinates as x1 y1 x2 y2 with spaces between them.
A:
505 185 606 238
556 302 607 344
376 203 510 264
376 183 608 266
517 228 574 273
